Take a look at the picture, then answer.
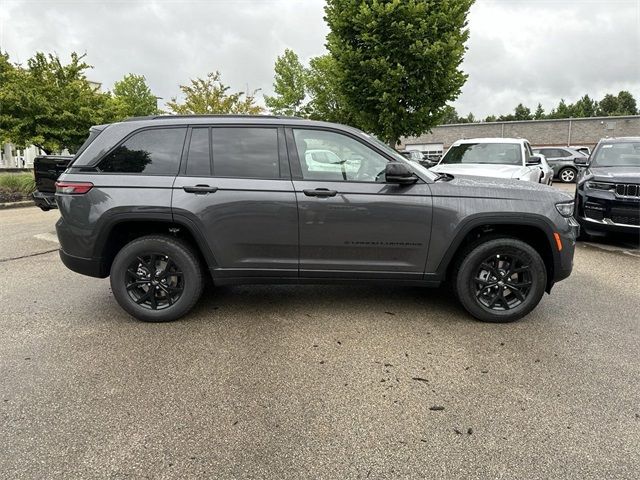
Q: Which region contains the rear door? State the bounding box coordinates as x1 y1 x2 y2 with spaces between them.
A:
171 125 298 280
286 127 432 280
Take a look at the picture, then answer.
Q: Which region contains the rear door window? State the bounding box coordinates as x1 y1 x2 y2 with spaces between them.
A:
98 128 186 174
212 128 279 179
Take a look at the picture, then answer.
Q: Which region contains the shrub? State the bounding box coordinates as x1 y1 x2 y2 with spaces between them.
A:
0 173 36 196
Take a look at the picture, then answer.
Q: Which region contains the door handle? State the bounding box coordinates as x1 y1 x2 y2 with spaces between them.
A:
303 188 338 198
183 185 218 194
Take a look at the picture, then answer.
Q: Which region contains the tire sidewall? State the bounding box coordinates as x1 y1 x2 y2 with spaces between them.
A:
455 239 547 323
110 236 202 322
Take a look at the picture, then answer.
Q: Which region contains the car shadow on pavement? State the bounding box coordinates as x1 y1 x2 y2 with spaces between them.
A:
188 283 473 327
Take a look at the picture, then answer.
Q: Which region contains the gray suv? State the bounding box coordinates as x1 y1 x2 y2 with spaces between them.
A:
55 115 578 323
532 147 585 183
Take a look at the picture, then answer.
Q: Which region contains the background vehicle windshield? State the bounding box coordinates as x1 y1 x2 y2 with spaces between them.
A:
441 143 522 166
591 142 640 167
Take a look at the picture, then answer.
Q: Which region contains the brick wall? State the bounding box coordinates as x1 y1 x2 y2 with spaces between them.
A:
400 115 640 149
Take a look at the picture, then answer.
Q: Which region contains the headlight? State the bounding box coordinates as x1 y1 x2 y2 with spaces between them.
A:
585 181 615 191
555 201 575 217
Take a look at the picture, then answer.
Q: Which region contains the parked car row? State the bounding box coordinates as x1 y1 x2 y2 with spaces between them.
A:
420 135 639 239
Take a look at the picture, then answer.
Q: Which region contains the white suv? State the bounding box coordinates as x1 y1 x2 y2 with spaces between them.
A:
431 138 551 184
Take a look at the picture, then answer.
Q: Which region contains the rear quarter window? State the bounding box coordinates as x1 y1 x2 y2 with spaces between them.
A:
98 127 187 174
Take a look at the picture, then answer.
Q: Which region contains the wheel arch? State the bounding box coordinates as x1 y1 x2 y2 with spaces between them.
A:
92 213 218 276
436 214 559 293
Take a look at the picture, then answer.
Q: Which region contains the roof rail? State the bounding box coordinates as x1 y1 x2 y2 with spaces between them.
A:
123 114 307 122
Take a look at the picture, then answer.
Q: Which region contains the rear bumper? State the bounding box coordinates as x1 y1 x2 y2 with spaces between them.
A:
32 190 57 210
59 249 108 278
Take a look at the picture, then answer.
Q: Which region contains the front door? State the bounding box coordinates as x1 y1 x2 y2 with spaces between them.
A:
286 127 432 280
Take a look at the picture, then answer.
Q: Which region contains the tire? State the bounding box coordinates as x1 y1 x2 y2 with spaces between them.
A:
558 167 576 183
110 235 203 322
452 237 547 323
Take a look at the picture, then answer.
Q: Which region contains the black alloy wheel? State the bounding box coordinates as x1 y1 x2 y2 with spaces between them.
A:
125 254 184 310
473 253 532 311
110 235 204 322
453 237 547 323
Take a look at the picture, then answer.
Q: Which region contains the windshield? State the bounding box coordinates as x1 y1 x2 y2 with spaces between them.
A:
440 143 522 166
591 142 640 167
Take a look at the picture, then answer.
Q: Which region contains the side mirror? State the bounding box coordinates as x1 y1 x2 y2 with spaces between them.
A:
526 155 542 166
385 162 417 184
574 156 589 167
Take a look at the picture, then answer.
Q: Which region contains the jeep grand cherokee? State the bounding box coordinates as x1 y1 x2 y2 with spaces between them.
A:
53 115 578 323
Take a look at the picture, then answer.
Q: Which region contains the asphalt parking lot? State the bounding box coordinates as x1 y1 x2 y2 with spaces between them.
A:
1 200 639 479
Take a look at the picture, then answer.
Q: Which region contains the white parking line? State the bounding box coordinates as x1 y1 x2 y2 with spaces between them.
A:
34 232 60 244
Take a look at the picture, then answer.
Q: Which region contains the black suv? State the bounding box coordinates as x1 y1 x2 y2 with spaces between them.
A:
53 115 578 323
574 137 640 237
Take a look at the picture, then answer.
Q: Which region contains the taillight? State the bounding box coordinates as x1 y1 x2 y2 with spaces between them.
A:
55 181 94 194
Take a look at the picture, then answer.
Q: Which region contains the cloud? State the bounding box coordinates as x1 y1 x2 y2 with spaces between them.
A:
455 0 640 117
1 0 638 117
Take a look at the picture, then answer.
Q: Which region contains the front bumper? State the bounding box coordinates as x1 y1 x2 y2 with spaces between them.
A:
576 188 640 236
553 219 579 284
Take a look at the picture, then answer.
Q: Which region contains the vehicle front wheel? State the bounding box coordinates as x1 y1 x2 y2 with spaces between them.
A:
110 235 203 322
453 238 547 323
558 167 576 183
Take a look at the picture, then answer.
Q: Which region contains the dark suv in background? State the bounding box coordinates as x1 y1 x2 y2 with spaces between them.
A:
574 137 640 237
532 146 585 183
52 115 578 323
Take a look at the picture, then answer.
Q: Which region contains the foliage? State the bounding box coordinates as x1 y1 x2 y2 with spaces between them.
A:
264 49 306 116
0 51 112 153
166 71 263 115
616 91 638 115
324 0 474 145
304 55 354 124
480 91 638 124
513 103 532 121
110 74 158 118
0 172 36 200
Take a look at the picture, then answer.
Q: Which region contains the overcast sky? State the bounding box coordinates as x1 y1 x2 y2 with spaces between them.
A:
1 0 639 118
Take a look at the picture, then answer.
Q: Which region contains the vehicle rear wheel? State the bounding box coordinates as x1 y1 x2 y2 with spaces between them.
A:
558 167 576 183
110 235 203 322
453 238 547 323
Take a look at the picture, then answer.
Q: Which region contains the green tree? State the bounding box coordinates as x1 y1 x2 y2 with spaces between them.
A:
0 52 16 143
597 94 618 116
616 90 638 115
513 103 532 120
264 49 306 116
533 103 545 120
484 114 497 122
0 51 111 152
439 105 460 124
324 0 474 146
548 99 575 119
573 94 596 117
110 74 158 118
304 54 353 124
166 71 263 115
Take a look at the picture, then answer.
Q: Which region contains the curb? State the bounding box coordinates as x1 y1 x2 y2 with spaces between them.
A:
0 200 36 210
